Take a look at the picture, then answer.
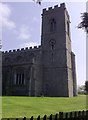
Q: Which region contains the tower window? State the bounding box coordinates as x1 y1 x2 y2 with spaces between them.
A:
50 18 56 32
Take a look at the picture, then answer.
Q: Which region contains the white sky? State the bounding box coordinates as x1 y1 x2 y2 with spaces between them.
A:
1 1 87 86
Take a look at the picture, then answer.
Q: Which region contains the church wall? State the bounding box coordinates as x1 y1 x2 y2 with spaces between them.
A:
2 46 42 96
43 67 68 96
31 50 43 96
34 65 43 96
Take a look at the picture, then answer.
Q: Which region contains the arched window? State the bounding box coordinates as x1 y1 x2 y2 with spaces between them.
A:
14 68 25 85
50 18 56 32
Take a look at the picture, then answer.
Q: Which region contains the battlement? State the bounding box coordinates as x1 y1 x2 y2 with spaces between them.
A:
2 45 41 54
42 3 66 14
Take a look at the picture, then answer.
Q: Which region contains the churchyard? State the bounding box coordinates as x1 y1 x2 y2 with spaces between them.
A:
2 95 87 118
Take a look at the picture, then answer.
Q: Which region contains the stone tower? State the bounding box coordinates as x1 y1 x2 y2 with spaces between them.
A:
41 3 76 97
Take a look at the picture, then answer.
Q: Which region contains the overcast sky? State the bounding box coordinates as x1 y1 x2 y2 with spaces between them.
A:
1 1 87 86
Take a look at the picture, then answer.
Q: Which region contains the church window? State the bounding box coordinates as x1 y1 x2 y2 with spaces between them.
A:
50 18 56 32
14 72 25 85
16 73 19 84
22 73 25 85
14 73 16 84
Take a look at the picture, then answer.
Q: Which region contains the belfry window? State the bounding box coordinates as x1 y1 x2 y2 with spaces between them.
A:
14 72 25 85
50 18 56 32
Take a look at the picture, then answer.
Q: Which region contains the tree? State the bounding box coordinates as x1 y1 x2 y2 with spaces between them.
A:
85 81 88 93
33 0 42 5
78 12 88 33
78 12 88 93
78 85 86 94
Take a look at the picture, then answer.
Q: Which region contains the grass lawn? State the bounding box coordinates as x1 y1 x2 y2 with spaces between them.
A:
2 95 87 118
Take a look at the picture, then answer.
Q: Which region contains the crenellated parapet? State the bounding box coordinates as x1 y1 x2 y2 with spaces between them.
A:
42 3 66 14
2 45 41 54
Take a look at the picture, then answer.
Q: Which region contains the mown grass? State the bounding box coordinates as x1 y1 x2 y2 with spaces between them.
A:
2 95 87 118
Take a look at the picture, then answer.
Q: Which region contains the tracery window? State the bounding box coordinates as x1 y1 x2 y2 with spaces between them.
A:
50 18 56 32
14 69 25 85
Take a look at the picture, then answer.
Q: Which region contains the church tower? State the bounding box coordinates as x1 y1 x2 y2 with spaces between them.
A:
41 3 76 97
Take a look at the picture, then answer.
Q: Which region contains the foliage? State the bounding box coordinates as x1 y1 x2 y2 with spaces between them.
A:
2 95 86 118
78 12 88 33
77 85 86 94
85 81 88 92
33 0 42 5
